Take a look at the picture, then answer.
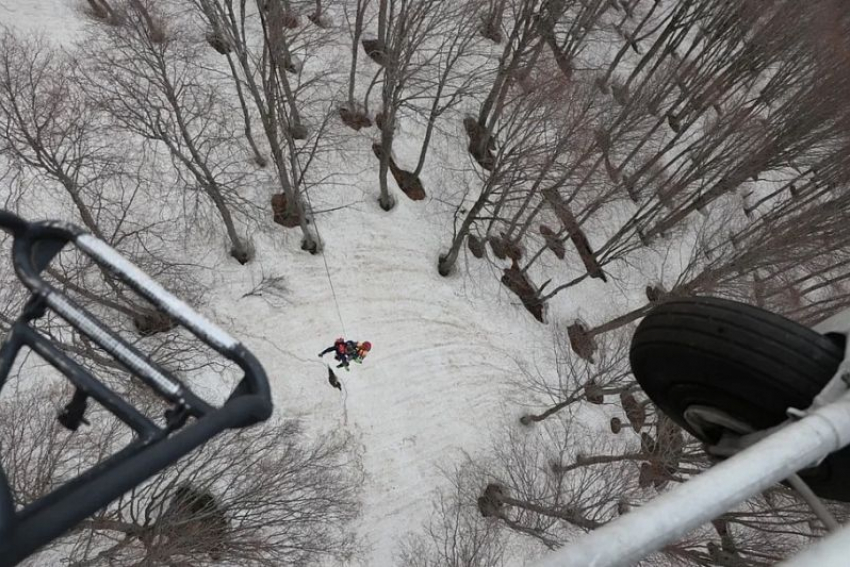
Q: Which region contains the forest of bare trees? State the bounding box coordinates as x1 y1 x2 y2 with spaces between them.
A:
410 0 850 564
2 0 850 564
403 326 850 566
0 382 361 566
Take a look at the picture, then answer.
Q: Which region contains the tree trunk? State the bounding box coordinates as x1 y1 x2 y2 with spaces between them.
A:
439 185 492 275
482 0 507 42
265 0 306 136
600 0 661 92
587 303 654 337
377 0 388 45
477 11 532 135
520 394 581 425
156 67 251 262
378 76 396 211
540 188 605 282
226 54 266 166
499 495 603 531
347 0 368 108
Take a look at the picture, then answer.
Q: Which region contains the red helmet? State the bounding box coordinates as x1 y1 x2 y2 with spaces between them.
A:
361 341 372 351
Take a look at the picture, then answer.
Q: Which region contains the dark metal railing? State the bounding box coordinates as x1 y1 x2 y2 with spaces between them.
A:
0 211 272 566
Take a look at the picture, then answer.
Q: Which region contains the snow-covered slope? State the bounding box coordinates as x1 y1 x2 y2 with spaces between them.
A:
210 172 558 565
0 0 85 43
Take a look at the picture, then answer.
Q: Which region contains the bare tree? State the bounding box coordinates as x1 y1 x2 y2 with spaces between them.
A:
397 466 507 567
260 0 311 140
0 29 205 338
0 383 363 566
186 0 327 252
438 76 566 277
340 0 373 128
371 0 461 210
77 3 258 263
538 0 612 83
466 409 823 565
570 184 850 357
472 0 543 158
410 2 485 179
82 0 124 25
439 70 611 314
517 327 632 425
480 0 507 43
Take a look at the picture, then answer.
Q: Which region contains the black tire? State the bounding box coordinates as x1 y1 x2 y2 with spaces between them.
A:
630 296 850 501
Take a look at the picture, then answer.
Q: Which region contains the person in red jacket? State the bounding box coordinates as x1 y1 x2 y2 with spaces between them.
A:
319 338 372 371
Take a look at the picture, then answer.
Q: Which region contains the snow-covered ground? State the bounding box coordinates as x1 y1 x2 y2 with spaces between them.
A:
210 169 560 565
0 0 86 43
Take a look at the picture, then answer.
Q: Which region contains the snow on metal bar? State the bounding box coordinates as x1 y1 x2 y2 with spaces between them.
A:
777 521 850 566
529 393 850 567
46 292 181 397
75 234 238 351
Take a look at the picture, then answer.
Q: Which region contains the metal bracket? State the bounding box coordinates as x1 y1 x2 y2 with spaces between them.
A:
0 211 274 566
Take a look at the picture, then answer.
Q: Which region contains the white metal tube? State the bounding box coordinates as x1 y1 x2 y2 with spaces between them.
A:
530 393 850 567
785 473 839 531
777 522 850 567
76 234 238 350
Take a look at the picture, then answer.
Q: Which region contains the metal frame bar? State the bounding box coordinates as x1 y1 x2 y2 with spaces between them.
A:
531 389 850 566
0 211 273 566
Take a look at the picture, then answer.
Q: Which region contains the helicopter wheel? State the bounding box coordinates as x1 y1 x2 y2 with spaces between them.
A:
630 296 850 501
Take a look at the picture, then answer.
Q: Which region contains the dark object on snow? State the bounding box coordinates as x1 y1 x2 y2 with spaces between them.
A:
361 39 388 66
288 123 308 140
262 1 299 28
610 417 623 434
163 484 228 559
0 210 272 566
371 143 426 201
666 112 681 133
620 390 646 432
567 321 597 362
645 284 667 303
134 309 177 336
477 483 507 517
206 31 232 54
501 260 544 323
542 187 607 283
271 193 303 228
280 11 300 29
463 117 496 171
489 236 507 260
281 54 300 74
57 389 91 431
500 233 523 261
339 105 372 130
540 225 565 259
467 234 486 258
479 19 503 43
308 12 330 28
327 367 342 390
584 379 604 404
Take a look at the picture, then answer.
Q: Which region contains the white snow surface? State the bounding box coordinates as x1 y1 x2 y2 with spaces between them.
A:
1 1 652 565
0 0 86 43
213 184 567 566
